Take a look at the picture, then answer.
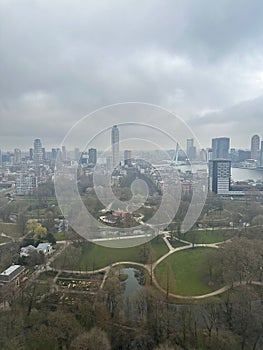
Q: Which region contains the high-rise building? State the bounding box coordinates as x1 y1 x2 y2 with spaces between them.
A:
62 146 67 161
260 141 263 167
251 134 260 161
42 148 46 162
209 159 231 195
124 150 132 166
212 137 230 160
199 149 207 162
14 148 22 164
238 150 251 162
88 148 97 166
29 148 34 161
33 138 43 166
0 149 2 167
111 125 119 168
206 148 213 161
186 138 196 161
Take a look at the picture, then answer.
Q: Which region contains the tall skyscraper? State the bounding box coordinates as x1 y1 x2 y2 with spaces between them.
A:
251 134 260 161
62 146 67 161
124 150 132 166
29 148 34 161
14 148 22 164
42 148 46 162
88 148 97 166
111 125 119 168
209 159 231 195
260 141 263 167
33 138 43 166
74 148 80 162
212 137 230 160
186 138 196 161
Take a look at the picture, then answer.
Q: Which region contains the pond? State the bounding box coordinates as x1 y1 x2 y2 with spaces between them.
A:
121 267 146 319
122 267 145 299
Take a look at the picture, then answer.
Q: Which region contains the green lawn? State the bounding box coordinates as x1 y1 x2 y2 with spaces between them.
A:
0 222 20 237
169 238 189 249
52 236 168 271
0 235 11 244
53 231 77 241
155 248 221 296
37 271 58 281
180 229 234 244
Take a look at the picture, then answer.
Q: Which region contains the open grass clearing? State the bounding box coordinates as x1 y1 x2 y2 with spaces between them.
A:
179 229 234 244
52 236 168 271
0 222 20 237
155 248 222 296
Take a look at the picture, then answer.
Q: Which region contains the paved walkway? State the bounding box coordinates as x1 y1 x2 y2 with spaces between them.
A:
47 235 263 300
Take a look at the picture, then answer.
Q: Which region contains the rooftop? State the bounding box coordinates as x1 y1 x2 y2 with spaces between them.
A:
0 264 23 276
37 243 51 249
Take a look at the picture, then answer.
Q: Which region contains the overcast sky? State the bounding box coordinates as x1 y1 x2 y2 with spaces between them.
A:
1 0 263 151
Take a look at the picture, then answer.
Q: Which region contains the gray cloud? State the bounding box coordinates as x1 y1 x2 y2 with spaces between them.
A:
1 0 263 150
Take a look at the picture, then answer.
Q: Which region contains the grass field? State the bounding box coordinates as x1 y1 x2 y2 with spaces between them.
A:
155 248 221 296
53 231 77 241
179 229 234 244
169 239 189 249
53 236 168 271
0 235 11 244
0 222 20 237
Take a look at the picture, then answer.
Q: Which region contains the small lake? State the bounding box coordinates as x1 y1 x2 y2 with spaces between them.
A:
121 267 146 319
122 267 145 300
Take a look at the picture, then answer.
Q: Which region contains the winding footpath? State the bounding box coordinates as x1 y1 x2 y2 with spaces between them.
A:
50 234 263 300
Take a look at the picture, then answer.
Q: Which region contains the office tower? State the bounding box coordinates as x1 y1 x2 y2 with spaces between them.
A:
62 146 67 161
238 150 251 162
212 137 230 160
206 148 213 161
251 134 260 161
200 149 207 162
42 148 46 162
80 152 88 165
88 148 97 166
33 138 43 166
14 148 22 164
0 149 2 167
186 138 196 161
209 159 231 195
111 125 119 167
29 148 34 161
260 141 263 167
124 150 132 166
51 148 57 161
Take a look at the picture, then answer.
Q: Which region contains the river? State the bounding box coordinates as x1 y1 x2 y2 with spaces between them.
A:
174 164 263 182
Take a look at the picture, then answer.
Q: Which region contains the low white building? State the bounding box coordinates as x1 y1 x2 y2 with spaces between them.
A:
0 265 25 284
36 243 53 256
20 245 36 257
20 243 54 258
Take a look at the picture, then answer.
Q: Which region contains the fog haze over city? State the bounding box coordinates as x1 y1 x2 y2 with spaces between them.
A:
1 0 263 149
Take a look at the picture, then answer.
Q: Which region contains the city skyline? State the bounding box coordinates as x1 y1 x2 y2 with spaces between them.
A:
0 132 260 153
1 1 263 149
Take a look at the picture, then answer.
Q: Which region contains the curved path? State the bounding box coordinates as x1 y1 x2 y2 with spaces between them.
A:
50 235 263 300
